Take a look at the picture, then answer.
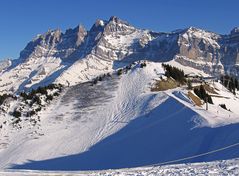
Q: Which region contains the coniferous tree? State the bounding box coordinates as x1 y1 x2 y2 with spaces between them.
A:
187 80 192 90
0 94 13 105
162 64 186 83
12 110 21 118
221 75 238 94
194 85 213 104
117 69 123 76
235 78 238 90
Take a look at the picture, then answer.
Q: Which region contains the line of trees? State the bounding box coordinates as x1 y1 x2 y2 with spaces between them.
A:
220 75 238 94
20 84 62 106
140 62 147 68
162 64 186 83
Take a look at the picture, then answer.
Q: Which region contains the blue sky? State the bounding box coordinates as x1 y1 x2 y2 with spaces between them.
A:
0 0 238 60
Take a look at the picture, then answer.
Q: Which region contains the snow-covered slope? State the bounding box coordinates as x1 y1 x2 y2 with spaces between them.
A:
0 56 64 93
1 158 239 176
0 59 11 73
1 62 239 171
1 17 239 173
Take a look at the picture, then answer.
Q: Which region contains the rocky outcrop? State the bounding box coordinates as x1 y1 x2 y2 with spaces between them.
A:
177 27 220 61
20 25 87 61
18 17 239 76
219 27 239 75
2 17 239 93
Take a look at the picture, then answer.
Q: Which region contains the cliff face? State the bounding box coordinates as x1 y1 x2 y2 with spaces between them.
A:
19 25 87 61
1 16 239 93
220 28 239 75
18 17 239 74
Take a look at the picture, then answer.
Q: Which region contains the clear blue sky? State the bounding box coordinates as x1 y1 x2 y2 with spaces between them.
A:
0 0 238 60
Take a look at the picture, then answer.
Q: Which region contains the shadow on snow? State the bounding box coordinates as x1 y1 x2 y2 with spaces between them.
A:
11 97 239 171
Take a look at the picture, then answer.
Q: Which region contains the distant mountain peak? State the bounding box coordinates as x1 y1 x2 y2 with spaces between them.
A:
65 24 85 34
185 26 207 33
108 16 131 26
109 16 121 22
231 27 239 35
90 19 106 33
95 19 105 27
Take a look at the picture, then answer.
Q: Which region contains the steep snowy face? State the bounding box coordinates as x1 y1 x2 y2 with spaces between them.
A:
122 27 223 75
104 16 136 34
230 27 239 35
93 16 149 61
174 26 239 76
0 59 11 73
94 16 181 63
54 17 150 85
20 25 87 61
0 17 148 93
19 30 62 60
56 25 87 58
140 32 179 61
0 25 89 93
178 27 220 61
220 27 239 75
172 27 223 75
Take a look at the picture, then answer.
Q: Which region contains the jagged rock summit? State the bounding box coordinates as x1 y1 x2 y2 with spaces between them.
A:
0 16 239 94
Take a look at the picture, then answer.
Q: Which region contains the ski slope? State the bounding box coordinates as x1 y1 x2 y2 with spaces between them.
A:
0 61 239 171
1 158 239 176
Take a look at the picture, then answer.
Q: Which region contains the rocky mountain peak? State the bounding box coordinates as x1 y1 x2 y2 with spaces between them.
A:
65 24 85 35
62 24 87 47
102 16 135 35
230 27 239 35
107 16 131 26
184 26 217 36
42 29 62 45
186 26 200 32
90 19 106 33
19 29 63 60
109 16 123 23
32 29 62 45
95 19 105 27
75 25 87 46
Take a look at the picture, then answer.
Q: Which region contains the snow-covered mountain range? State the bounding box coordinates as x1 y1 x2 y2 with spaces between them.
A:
0 16 239 94
1 17 239 174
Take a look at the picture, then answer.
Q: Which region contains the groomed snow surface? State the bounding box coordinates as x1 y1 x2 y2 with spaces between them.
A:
0 61 239 174
1 159 239 176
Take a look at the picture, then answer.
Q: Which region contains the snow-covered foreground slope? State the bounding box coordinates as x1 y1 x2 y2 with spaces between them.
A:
1 158 239 176
1 62 239 171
